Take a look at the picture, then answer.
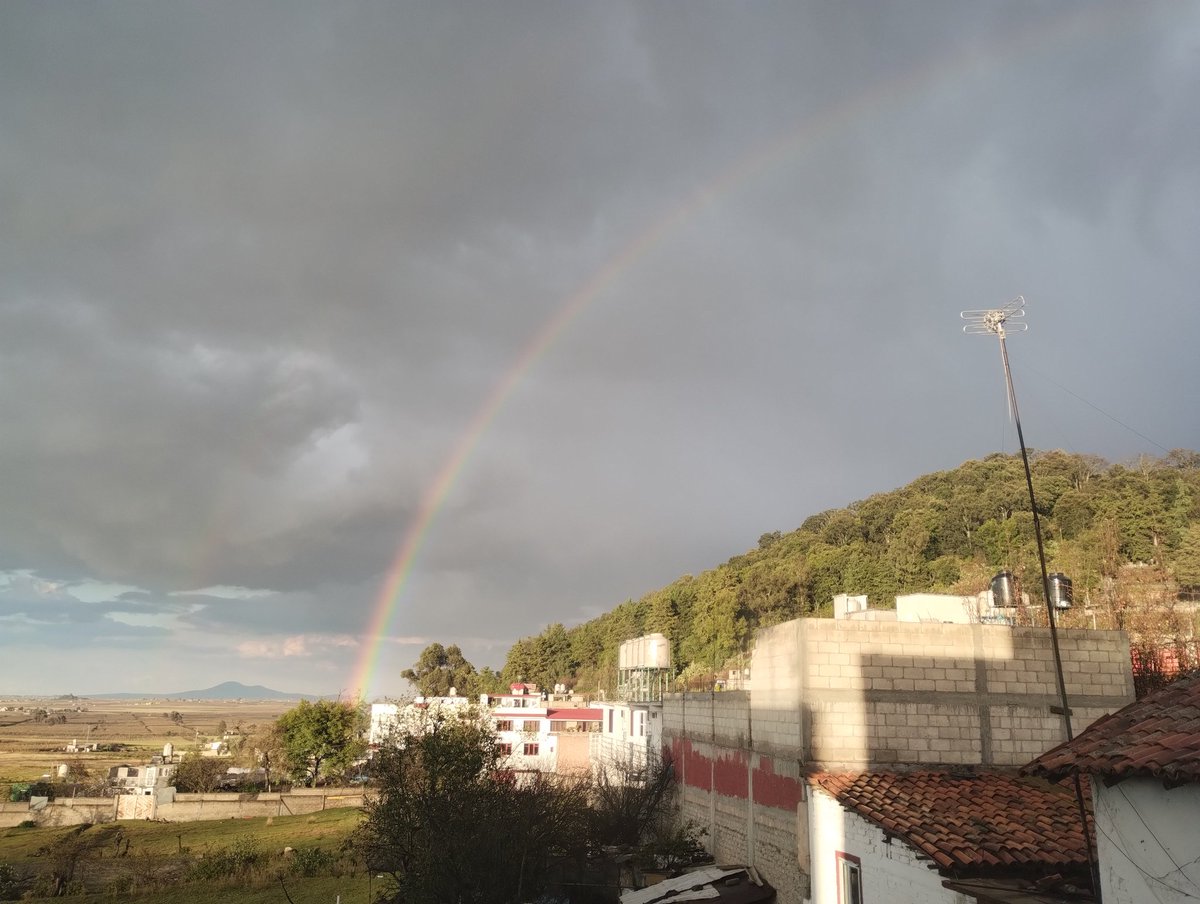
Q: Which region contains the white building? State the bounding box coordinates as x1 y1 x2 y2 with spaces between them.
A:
834 590 1019 625
371 686 599 774
485 684 600 773
368 694 474 746
1027 672 1200 904
592 700 662 779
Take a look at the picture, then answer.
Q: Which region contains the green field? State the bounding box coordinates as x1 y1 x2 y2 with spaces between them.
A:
0 807 372 902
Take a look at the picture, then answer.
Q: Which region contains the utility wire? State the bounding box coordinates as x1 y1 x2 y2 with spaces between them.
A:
1117 784 1200 891
1092 812 1200 900
1024 363 1171 455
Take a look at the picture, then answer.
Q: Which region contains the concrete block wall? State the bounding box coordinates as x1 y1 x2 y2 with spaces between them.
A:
749 619 1134 768
663 616 1135 904
1 789 365 827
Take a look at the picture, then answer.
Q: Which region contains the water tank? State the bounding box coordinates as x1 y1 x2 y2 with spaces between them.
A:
163 742 174 759
56 763 69 779
1048 573 1073 610
990 571 1017 608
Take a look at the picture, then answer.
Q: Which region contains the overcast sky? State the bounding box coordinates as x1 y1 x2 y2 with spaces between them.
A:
2 2 1198 697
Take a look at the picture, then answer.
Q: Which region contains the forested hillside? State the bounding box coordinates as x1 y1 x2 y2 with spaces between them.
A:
498 450 1200 694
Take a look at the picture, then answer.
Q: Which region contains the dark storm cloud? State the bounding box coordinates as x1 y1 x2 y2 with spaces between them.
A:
1 1 1198 693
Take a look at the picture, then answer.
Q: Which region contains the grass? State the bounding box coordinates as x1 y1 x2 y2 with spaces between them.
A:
0 698 377 900
15 874 378 903
0 808 362 864
0 808 369 902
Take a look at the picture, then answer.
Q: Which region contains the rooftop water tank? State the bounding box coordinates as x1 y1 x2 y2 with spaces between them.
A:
990 571 1017 608
1048 573 1073 610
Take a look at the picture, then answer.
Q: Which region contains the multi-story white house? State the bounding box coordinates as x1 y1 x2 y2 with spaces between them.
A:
592 700 662 779
485 683 600 774
368 694 474 745
370 685 600 774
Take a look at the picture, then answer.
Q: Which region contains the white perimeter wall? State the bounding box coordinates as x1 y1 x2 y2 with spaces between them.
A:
1094 778 1200 904
808 788 969 904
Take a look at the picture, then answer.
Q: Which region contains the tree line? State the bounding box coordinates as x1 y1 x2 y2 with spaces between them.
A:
471 450 1200 694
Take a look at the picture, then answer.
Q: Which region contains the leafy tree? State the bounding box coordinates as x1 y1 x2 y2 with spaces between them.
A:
403 643 480 697
1174 523 1200 591
358 715 590 904
275 699 366 787
247 723 288 792
173 752 229 792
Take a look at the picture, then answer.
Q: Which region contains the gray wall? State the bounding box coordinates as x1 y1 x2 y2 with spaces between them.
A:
664 617 1134 904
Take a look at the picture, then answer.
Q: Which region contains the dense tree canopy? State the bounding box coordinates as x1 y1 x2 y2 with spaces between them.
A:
275 699 366 787
402 643 492 697
498 450 1200 694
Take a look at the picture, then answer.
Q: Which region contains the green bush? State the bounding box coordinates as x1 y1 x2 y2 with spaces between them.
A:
187 837 264 881
288 846 335 877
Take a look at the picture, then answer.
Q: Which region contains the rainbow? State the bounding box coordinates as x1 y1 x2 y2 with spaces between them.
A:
347 5 1128 698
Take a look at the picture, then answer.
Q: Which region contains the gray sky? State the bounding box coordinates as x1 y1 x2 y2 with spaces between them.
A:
2 2 1197 697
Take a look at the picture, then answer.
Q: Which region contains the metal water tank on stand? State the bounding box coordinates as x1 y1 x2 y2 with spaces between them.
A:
990 571 1018 608
1048 573 1073 610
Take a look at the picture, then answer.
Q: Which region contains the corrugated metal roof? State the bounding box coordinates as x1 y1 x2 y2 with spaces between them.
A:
620 867 750 904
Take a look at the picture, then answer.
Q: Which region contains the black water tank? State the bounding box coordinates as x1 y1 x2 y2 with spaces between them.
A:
991 571 1017 608
1048 573 1073 610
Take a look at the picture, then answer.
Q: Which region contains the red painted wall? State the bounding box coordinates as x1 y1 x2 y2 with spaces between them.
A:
672 738 805 810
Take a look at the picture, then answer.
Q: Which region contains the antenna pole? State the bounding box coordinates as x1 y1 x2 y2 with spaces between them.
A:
995 326 1072 740
962 298 1100 901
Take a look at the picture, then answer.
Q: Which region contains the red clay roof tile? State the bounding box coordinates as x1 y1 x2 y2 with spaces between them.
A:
1024 673 1200 783
810 771 1090 878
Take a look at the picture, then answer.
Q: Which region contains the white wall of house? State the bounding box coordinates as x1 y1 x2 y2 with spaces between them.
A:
369 697 474 745
1093 778 1200 904
493 707 555 772
591 701 661 779
808 788 969 904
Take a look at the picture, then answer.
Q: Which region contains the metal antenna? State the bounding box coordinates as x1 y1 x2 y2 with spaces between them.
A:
962 296 1101 901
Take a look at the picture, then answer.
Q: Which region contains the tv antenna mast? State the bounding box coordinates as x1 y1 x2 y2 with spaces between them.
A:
962 296 1100 900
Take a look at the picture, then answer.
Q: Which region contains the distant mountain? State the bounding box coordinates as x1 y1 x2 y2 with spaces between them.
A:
88 680 318 701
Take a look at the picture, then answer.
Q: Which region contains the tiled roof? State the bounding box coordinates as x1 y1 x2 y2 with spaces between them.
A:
811 771 1091 876
1025 672 1200 784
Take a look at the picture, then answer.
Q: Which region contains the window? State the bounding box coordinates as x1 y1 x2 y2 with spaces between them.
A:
496 743 512 757
607 710 614 733
836 852 862 904
523 743 539 756
495 720 513 732
520 720 539 732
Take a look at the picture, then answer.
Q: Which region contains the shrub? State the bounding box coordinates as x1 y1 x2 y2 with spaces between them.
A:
187 837 264 882
288 846 335 878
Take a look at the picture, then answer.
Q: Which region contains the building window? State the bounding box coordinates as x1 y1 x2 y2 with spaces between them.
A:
495 720 513 732
521 720 539 732
496 743 512 757
836 852 862 904
523 743 539 756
